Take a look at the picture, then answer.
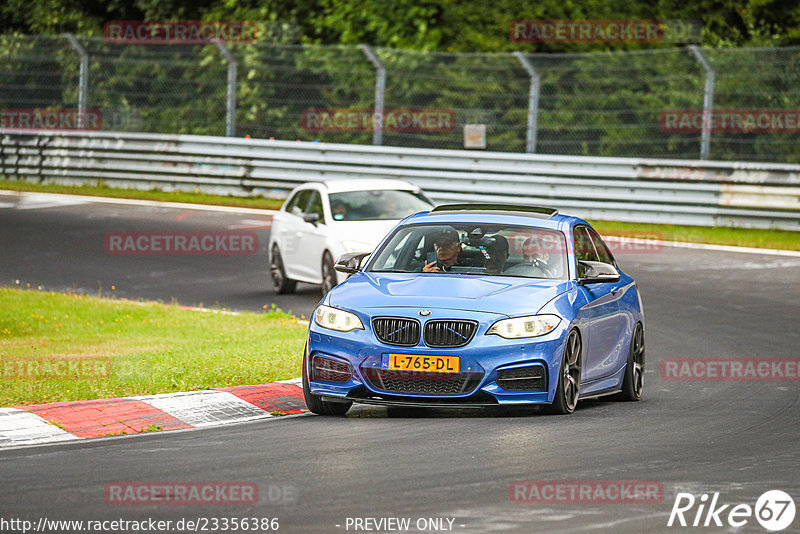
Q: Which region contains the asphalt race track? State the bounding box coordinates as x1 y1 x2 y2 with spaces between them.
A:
1 194 799 533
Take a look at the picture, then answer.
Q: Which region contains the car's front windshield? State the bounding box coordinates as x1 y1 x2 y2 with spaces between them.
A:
328 190 432 221
368 223 568 279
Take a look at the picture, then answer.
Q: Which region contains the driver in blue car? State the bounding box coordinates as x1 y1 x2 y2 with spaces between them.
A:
422 227 463 272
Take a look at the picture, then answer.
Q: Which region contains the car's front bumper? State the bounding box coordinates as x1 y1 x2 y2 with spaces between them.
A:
306 309 570 406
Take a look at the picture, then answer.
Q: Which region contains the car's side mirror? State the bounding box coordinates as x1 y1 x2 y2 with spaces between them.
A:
335 252 371 274
303 213 320 225
578 260 620 285
303 213 319 225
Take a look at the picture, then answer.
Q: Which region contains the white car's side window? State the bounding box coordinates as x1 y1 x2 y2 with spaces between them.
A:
285 190 312 217
306 191 325 224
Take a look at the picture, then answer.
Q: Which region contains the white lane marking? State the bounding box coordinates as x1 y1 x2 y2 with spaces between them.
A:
132 390 272 428
228 218 273 229
0 190 279 215
3 190 794 256
0 408 78 447
278 377 302 386
1 193 87 211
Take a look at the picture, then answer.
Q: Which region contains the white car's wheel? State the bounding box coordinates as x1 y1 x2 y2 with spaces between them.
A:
320 251 337 296
271 245 297 294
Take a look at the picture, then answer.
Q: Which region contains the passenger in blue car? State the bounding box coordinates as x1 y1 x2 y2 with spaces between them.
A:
422 227 463 272
483 235 509 275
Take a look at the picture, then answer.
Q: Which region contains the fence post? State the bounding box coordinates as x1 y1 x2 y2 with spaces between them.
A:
688 45 715 160
359 44 385 146
215 43 237 137
63 34 89 129
513 52 540 154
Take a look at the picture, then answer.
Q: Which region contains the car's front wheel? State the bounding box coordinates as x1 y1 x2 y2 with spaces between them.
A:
320 251 337 296
302 344 352 416
271 245 297 294
611 323 644 401
544 329 581 415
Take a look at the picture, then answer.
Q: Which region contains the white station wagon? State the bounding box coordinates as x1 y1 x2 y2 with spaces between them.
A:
269 179 434 295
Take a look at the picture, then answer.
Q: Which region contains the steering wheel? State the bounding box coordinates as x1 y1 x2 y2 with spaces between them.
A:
531 258 556 277
503 260 555 278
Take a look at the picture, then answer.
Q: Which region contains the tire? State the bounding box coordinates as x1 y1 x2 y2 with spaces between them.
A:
320 251 337 296
302 344 352 416
544 329 582 415
270 245 297 294
610 323 644 401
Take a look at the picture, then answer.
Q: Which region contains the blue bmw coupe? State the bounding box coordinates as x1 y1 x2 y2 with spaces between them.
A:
303 204 645 415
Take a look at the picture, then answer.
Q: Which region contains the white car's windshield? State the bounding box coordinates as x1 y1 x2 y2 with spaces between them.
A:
368 223 568 279
329 190 432 221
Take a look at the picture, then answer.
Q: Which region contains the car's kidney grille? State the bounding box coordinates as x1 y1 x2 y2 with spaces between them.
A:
424 320 478 348
373 317 420 346
362 368 483 395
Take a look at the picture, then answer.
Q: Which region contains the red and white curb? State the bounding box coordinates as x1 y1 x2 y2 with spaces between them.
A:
0 379 306 448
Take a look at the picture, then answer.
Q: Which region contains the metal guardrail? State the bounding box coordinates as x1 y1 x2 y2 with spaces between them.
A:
2 130 799 230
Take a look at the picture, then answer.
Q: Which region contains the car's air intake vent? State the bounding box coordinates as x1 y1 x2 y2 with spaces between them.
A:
496 365 547 391
424 320 478 348
361 368 483 395
311 356 353 383
372 317 421 346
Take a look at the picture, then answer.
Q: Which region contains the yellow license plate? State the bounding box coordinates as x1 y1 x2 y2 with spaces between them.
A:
383 354 460 373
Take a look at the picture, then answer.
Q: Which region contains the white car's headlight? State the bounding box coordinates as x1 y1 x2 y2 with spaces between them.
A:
486 314 561 339
342 240 374 253
314 305 364 332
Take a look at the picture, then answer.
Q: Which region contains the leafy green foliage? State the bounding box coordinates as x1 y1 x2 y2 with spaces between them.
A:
2 0 798 48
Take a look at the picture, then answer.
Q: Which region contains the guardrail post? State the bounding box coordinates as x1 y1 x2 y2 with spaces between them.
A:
359 44 386 146
513 52 540 154
215 43 237 137
63 34 89 129
689 45 715 160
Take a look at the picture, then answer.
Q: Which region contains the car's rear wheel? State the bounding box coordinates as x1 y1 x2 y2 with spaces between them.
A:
320 251 337 296
611 323 644 401
544 329 581 415
302 344 352 416
271 245 297 294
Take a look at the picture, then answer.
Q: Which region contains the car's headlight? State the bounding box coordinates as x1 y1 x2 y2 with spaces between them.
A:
314 305 364 332
486 314 561 339
342 240 374 253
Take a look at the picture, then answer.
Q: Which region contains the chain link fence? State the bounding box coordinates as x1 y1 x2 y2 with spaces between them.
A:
1 35 799 162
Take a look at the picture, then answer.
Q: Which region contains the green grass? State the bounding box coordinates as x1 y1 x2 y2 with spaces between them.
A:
2 177 798 250
0 178 284 210
0 288 308 407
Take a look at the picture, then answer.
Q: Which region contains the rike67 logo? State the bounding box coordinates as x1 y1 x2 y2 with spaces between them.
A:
668 490 795 531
